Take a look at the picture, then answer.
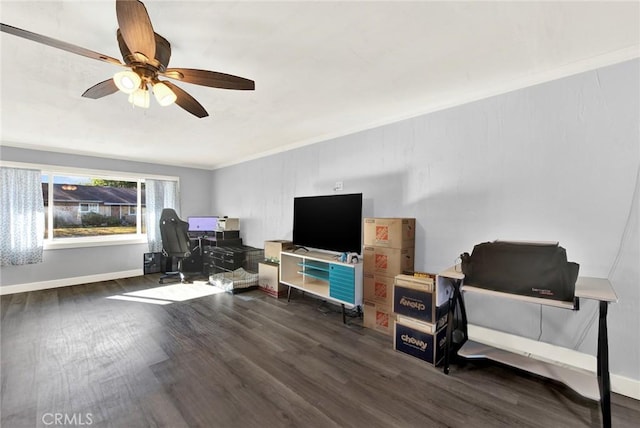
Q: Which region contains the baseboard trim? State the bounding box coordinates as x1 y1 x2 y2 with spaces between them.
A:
0 269 144 295
468 324 639 400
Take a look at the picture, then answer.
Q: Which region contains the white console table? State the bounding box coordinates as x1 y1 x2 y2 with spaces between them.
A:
280 250 363 323
439 266 617 428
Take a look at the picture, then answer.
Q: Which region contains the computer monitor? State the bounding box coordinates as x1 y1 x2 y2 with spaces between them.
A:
187 216 218 236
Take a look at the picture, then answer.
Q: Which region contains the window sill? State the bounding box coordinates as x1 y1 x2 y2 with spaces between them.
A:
44 234 148 250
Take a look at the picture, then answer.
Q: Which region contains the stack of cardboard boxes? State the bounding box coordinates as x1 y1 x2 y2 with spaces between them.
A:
392 273 452 366
258 240 294 298
362 218 415 335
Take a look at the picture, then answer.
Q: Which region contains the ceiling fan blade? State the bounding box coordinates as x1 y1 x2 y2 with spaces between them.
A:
116 0 156 61
82 79 119 99
163 81 209 118
162 68 255 90
0 23 123 66
117 29 171 70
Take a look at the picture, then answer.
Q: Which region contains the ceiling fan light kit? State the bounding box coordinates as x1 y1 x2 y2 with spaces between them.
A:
153 81 177 107
113 70 141 94
115 71 176 108
0 0 255 118
128 85 150 108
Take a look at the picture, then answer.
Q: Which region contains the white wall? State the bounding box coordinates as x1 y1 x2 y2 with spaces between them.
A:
0 147 213 288
211 59 639 383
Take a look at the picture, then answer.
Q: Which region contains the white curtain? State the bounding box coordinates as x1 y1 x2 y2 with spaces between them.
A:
145 179 179 253
0 167 45 266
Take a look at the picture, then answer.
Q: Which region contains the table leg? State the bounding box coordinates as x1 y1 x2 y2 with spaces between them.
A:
444 280 461 375
597 300 611 428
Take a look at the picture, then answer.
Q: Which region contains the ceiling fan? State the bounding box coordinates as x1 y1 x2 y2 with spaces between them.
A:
0 0 255 118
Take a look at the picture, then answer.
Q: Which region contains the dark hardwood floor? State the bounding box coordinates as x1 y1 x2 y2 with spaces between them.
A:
1 275 638 428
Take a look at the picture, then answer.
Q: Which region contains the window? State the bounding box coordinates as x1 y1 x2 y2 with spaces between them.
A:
41 173 148 243
79 203 99 213
2 161 177 249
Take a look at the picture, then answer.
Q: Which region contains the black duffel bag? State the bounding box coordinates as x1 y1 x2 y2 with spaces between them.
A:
460 241 579 302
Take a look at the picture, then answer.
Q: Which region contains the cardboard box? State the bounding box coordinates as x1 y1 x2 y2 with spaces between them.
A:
264 240 294 263
392 274 452 324
218 218 240 231
258 262 287 298
363 272 394 306
395 314 447 334
394 316 448 366
363 218 415 249
363 300 396 335
363 246 414 276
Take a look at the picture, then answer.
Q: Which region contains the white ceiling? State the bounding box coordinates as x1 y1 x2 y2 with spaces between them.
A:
1 1 638 170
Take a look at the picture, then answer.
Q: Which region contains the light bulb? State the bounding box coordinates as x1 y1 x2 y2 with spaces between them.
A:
153 81 177 106
113 70 141 94
128 86 150 108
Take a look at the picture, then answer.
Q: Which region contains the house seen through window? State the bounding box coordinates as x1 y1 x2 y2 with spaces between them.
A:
41 174 146 239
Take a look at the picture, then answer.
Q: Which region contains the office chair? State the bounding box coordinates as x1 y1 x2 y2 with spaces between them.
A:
159 208 192 284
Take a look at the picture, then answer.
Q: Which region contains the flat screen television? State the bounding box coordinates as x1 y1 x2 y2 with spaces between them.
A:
293 193 362 253
187 216 218 235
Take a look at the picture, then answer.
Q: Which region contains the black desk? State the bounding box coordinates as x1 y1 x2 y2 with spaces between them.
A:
203 245 263 275
184 233 244 274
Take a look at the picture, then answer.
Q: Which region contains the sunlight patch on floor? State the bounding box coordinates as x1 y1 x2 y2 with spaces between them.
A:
107 282 225 304
107 295 173 305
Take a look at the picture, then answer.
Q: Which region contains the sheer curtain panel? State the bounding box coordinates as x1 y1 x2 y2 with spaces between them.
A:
0 167 45 266
145 179 178 253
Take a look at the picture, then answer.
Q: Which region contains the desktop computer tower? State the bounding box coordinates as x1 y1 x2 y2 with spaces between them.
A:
145 252 182 274
182 253 203 273
143 252 163 274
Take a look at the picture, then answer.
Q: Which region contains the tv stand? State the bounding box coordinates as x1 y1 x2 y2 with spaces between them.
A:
280 250 363 324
